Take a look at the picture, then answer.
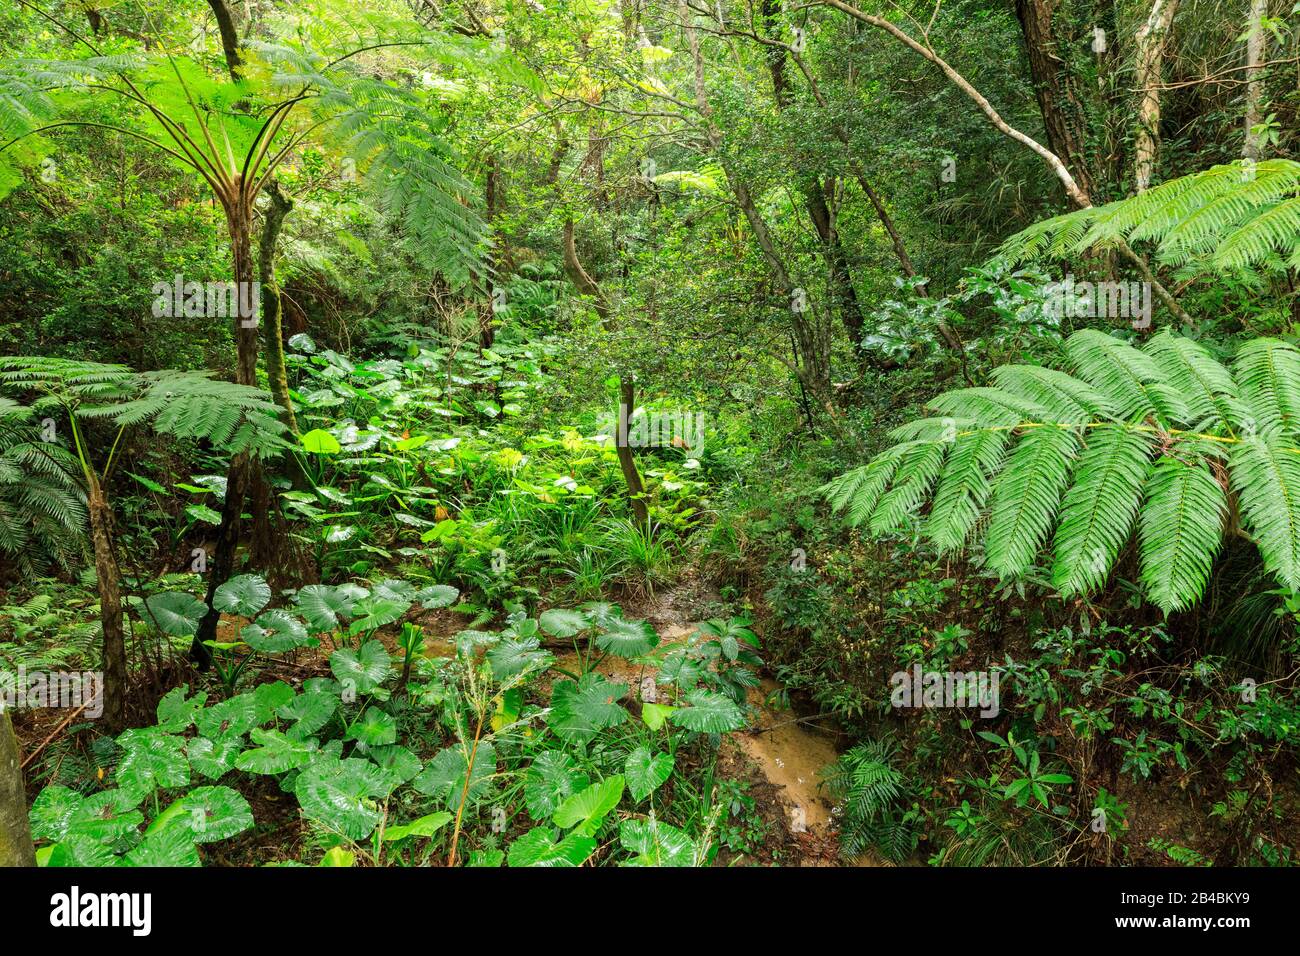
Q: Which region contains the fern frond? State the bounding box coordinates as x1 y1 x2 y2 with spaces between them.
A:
1144 331 1240 430
1065 329 1187 424
1139 457 1226 613
926 429 1009 553
1232 339 1300 437
985 425 1079 579
1231 432 1300 592
991 365 1113 423
870 441 946 534
1050 425 1152 596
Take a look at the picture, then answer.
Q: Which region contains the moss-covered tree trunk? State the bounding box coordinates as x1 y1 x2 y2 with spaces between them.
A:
260 179 298 435
0 713 36 867
86 477 127 732
615 377 649 527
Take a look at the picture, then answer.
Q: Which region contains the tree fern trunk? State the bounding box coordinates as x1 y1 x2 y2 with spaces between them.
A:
192 211 259 668
1243 0 1268 161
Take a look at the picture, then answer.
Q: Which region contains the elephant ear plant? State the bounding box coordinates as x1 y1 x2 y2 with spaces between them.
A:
23 596 755 867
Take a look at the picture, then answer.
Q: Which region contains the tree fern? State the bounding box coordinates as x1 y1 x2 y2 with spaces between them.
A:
822 330 1300 614
998 160 1300 275
0 398 85 573
0 358 289 460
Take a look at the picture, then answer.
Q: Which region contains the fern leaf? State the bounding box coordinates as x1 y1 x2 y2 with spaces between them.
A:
1050 425 1152 596
926 429 1009 553
1144 331 1240 430
1138 458 1226 613
991 365 1113 423
1231 432 1300 591
1065 329 1187 424
984 425 1079 578
870 441 947 534
1232 338 1300 437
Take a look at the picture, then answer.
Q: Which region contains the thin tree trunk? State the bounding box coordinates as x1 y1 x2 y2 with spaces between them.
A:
477 156 501 351
205 0 243 80
1014 0 1096 201
615 378 649 526
0 712 35 867
562 218 611 323
1243 0 1268 160
1134 0 1180 191
86 479 127 731
761 1 867 357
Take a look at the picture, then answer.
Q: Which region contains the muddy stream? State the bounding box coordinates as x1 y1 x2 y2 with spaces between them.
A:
422 586 869 866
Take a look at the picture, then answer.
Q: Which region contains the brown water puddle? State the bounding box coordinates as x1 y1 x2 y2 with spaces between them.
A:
739 679 841 830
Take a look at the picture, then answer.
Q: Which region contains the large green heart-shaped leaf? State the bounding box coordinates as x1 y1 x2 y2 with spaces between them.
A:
29 787 143 844
115 728 189 798
300 428 341 454
123 825 200 867
277 689 337 739
294 756 398 840
195 693 260 739
368 745 423 785
185 734 243 780
212 574 272 617
253 681 295 723
28 786 85 841
487 635 550 679
507 827 596 867
347 597 410 636
145 592 208 637
347 707 397 746
242 609 311 653
640 702 676 731
620 816 696 866
294 584 359 632
412 742 497 813
523 751 590 821
553 775 624 836
156 685 207 733
152 786 254 844
415 584 460 609
624 748 674 802
235 727 316 774
657 651 706 688
330 641 391 694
